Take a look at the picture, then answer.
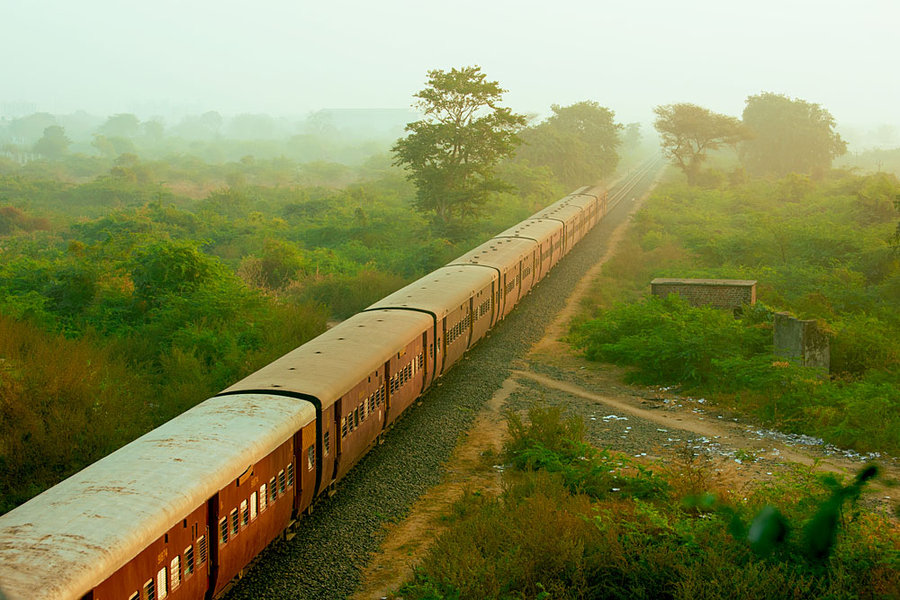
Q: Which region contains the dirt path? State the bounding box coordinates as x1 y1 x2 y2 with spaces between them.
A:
351 183 898 600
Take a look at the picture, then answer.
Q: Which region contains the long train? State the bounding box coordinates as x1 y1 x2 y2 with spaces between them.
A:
0 184 612 600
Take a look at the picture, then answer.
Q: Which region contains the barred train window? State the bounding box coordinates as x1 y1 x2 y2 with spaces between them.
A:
341 417 348 438
287 462 294 488
197 535 207 566
278 469 286 494
144 579 155 600
219 518 228 545
184 545 195 575
170 556 181 590
129 593 138 600
269 477 277 503
324 431 330 456
250 491 258 521
230 508 239 535
259 484 268 512
157 566 168 599
308 444 316 470
241 500 249 526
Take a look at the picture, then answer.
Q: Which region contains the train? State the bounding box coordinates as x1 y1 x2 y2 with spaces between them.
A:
0 185 609 600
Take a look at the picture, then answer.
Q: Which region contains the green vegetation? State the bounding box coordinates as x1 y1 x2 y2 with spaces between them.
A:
392 66 527 227
741 93 847 178
397 405 898 599
653 103 746 185
0 83 631 513
572 172 900 455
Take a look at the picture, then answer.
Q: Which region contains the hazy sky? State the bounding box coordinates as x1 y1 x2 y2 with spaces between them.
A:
2 0 898 128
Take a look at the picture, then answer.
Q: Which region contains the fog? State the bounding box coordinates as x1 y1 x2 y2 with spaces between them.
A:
2 0 898 144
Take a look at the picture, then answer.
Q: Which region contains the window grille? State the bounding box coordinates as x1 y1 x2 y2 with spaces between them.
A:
241 500 249 526
219 518 228 545
197 535 207 566
129 593 138 600
250 492 258 520
170 556 181 590
269 477 277 503
230 508 239 535
278 470 286 494
341 417 348 438
144 579 155 600
184 546 195 575
157 567 168 599
324 431 330 456
287 462 294 488
259 484 268 512
307 445 315 470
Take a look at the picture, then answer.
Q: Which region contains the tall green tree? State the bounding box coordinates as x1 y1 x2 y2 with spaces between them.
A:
516 101 622 189
33 125 71 159
653 103 745 185
393 66 526 225
740 92 848 177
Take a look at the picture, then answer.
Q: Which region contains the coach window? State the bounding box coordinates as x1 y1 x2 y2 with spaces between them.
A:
278 469 286 494
157 566 168 599
324 431 330 456
307 445 315 470
241 500 249 526
197 535 208 566
259 483 268 511
170 556 181 590
230 508 239 535
250 492 258 521
129 593 138 600
143 579 155 600
219 518 228 545
287 462 295 488
269 477 277 503
184 545 195 576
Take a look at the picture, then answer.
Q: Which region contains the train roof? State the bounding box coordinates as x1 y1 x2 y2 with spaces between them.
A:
223 309 434 404
493 218 562 243
449 236 537 271
0 393 316 600
365 266 496 319
530 202 585 223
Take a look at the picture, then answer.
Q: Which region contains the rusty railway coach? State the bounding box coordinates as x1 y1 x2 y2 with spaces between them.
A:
0 186 606 600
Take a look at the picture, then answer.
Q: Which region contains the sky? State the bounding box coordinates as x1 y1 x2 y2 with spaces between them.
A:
2 0 898 130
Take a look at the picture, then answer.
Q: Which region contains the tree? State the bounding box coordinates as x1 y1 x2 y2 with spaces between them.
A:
740 93 847 177
33 125 71 159
98 113 141 139
653 103 745 185
393 66 526 225
516 101 621 189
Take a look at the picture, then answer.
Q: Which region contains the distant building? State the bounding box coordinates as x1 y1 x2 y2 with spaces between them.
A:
650 278 757 310
1 101 38 119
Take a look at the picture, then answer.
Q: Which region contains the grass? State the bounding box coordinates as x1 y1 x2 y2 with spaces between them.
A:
395 404 900 600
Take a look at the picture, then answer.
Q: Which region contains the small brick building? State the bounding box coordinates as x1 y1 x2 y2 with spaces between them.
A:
650 278 757 310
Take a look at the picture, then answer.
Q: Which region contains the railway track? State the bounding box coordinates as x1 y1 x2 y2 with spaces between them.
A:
222 157 665 600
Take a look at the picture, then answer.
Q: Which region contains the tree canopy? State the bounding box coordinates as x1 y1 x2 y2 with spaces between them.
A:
740 92 847 177
33 125 71 159
653 103 745 185
516 101 621 189
393 66 526 226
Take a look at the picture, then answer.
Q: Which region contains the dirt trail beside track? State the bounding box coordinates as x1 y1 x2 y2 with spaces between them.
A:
351 183 898 600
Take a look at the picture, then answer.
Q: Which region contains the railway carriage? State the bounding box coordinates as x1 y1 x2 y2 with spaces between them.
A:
0 186 609 600
0 393 316 600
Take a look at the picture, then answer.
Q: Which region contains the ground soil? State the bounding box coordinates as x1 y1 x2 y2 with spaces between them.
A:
350 189 900 600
